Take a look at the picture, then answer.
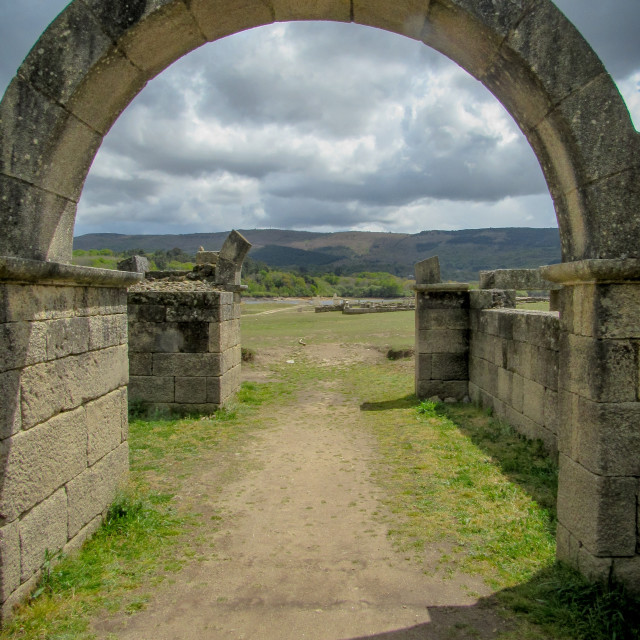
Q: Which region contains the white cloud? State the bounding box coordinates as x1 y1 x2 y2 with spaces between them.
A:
0 2 637 237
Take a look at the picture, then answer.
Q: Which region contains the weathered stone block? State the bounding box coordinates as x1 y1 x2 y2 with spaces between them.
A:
469 289 516 310
0 406 86 522
0 178 77 263
473 359 498 396
577 547 614 583
468 381 481 405
86 389 127 466
544 388 559 435
418 329 468 354
581 169 640 262
272 0 350 21
417 291 469 311
504 405 555 451
207 366 242 404
416 379 468 401
88 314 127 350
129 322 184 353
518 312 560 350
165 305 220 322
208 319 241 352
557 455 637 556
188 0 273 41
64 515 102 556
567 399 640 477
523 378 545 426
415 256 441 285
66 443 128 538
0 370 21 440
421 1 500 79
19 488 67 581
129 353 153 376
85 287 128 316
0 78 102 202
195 251 219 265
564 283 640 339
497 367 512 404
221 345 241 374
550 75 637 185
45 317 90 360
0 573 38 621
153 352 222 377
556 522 580 567
20 345 128 428
129 376 174 404
0 321 47 372
511 372 524 413
416 354 431 383
560 333 637 403
175 377 208 403
613 557 640 597
530 346 558 391
130 320 210 354
446 0 531 39
17 2 114 105
127 303 167 323
115 1 206 77
431 353 468 381
469 331 492 362
0 522 20 601
479 269 553 291
506 1 604 109
416 308 468 331
117 256 150 273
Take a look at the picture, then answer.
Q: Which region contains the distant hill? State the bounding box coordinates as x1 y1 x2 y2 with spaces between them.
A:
74 227 561 281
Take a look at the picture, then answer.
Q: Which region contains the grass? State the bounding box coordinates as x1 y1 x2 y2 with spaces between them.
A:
1 488 185 639
241 302 415 351
1 381 286 639
342 368 557 589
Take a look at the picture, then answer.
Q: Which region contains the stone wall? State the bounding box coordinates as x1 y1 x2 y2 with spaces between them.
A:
0 258 137 617
416 268 640 593
468 300 560 453
414 284 470 401
127 290 242 416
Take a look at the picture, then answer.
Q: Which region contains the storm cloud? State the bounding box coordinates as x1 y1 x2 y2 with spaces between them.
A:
1 1 638 236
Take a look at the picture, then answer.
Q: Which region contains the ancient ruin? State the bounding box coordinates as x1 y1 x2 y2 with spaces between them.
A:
127 231 249 417
1 0 639 617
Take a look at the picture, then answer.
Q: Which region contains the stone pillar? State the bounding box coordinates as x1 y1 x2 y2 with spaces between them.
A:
0 257 140 618
541 260 640 593
128 290 242 417
415 283 470 401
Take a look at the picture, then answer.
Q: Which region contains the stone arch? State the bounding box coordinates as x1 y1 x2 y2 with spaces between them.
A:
0 0 638 264
2 0 640 614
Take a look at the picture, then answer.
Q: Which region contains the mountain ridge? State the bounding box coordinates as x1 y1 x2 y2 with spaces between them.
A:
74 227 561 281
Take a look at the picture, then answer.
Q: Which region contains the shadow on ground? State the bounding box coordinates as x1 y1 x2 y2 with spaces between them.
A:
346 596 512 639
360 394 417 412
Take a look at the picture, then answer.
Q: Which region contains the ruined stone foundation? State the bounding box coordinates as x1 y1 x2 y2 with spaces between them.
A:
128 290 242 417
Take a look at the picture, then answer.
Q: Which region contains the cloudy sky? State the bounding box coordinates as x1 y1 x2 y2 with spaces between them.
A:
1 1 639 237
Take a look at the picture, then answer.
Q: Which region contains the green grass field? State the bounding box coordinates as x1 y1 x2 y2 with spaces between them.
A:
241 302 415 351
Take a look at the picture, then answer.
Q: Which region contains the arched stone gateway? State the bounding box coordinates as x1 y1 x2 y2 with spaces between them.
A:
1 0 639 616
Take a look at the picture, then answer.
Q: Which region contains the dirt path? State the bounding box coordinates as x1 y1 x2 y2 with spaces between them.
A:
92 355 511 639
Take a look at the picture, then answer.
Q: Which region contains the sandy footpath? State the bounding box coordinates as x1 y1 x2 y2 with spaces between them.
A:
92 354 509 639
